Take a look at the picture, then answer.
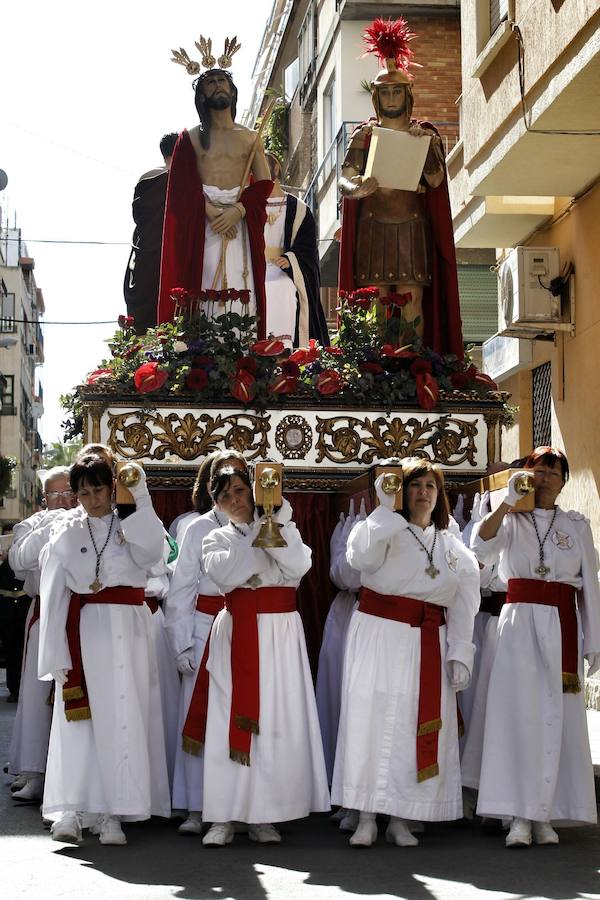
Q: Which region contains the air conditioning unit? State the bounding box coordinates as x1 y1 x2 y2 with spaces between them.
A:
498 247 561 335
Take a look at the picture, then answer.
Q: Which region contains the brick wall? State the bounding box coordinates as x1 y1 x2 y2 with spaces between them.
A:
409 13 461 155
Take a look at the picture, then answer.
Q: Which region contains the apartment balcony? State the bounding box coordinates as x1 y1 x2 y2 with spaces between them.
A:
337 0 458 20
452 9 600 248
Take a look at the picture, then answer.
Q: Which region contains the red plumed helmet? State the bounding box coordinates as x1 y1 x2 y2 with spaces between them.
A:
362 17 421 88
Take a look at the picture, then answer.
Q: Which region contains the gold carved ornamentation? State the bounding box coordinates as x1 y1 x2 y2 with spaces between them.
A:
106 411 270 462
315 415 478 467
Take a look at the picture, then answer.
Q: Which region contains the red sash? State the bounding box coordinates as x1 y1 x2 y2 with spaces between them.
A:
506 578 580 692
63 586 145 721
181 595 225 756
182 588 296 763
358 587 446 783
479 591 507 617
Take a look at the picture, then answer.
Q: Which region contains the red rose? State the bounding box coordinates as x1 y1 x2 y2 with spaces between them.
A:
230 370 256 403
359 362 384 375
225 288 240 301
338 289 347 300
205 289 219 302
289 339 320 366
86 368 112 384
118 314 135 328
123 344 142 360
324 346 344 357
133 361 168 394
316 369 343 396
347 294 372 310
381 344 418 359
185 368 209 391
281 360 300 378
416 372 440 411
250 339 285 357
269 374 298 395
169 288 192 307
381 291 411 308
236 356 258 375
410 358 433 376
239 290 251 305
193 355 214 369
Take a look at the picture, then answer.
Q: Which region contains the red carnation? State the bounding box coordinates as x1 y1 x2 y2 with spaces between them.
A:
230 370 256 404
416 372 440 411
410 358 433 376
236 356 258 375
86 368 112 384
289 339 320 366
250 339 285 357
133 361 168 394
316 369 343 396
169 288 193 307
185 368 209 391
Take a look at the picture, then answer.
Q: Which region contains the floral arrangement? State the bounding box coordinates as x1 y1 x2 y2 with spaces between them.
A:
64 288 503 433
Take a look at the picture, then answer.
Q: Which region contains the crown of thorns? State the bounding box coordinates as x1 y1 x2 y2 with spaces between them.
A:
170 35 241 76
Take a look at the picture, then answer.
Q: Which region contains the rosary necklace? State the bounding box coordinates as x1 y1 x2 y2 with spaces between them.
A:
530 508 558 577
86 514 115 593
213 508 246 536
407 525 439 578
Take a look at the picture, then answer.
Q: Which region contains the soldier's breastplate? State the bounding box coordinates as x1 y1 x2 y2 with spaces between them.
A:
355 189 431 287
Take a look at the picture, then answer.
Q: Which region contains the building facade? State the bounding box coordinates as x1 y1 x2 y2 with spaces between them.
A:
448 1 600 541
0 222 44 526
245 0 498 340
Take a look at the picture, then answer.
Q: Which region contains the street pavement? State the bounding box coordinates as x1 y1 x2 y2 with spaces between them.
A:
1 674 600 900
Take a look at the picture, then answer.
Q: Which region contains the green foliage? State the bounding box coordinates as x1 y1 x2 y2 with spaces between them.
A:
261 89 288 166
0 454 17 498
42 440 82 467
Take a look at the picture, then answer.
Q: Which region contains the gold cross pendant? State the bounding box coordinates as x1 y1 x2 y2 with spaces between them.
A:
425 564 440 579
89 578 103 593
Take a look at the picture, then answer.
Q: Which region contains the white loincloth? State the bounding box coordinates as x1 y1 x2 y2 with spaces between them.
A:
202 185 256 321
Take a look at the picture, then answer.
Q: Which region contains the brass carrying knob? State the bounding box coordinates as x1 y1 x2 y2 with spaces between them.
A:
118 464 142 487
259 467 280 490
514 473 535 495
381 472 402 495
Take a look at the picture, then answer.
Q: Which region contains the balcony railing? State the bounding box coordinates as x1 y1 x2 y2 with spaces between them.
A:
304 121 359 233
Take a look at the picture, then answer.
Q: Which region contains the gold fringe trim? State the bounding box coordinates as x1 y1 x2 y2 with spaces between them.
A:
182 735 204 757
62 685 84 701
417 717 442 737
417 762 439 783
234 714 260 735
562 672 581 693
230 748 251 766
65 706 91 722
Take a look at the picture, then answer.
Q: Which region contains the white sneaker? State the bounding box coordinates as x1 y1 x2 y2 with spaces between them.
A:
349 813 377 848
248 823 282 844
12 775 44 802
178 812 203 836
505 817 532 848
10 774 28 793
98 815 127 846
339 809 359 832
51 812 82 844
532 821 559 845
385 817 419 847
202 822 235 847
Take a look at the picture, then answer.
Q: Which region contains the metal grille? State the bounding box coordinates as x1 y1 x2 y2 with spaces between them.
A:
532 362 552 448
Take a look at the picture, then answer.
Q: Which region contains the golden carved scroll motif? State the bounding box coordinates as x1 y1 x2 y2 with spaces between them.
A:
106 411 270 461
315 415 478 467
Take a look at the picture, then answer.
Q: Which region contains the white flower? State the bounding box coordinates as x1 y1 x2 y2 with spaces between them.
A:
173 341 188 354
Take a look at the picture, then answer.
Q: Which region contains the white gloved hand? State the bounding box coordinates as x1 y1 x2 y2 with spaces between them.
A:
586 653 600 678
505 471 530 508
453 494 466 530
51 669 69 686
121 462 150 505
448 660 470 691
176 648 196 676
358 498 367 520
374 474 396 511
347 498 356 524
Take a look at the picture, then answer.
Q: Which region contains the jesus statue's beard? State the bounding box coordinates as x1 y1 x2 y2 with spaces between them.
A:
205 93 232 111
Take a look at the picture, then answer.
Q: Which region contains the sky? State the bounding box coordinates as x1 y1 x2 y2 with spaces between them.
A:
0 0 273 444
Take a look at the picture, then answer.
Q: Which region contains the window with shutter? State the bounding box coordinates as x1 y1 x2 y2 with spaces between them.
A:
490 0 509 36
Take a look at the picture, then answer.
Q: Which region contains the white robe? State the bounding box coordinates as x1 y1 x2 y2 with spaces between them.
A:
471 506 600 824
332 506 480 821
202 185 256 320
264 198 298 349
201 501 330 823
163 509 224 812
38 505 171 824
7 509 68 776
